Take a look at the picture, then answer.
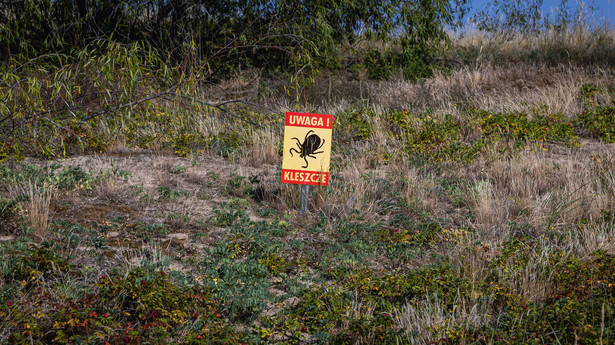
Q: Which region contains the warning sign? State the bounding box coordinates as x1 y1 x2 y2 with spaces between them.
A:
282 112 333 186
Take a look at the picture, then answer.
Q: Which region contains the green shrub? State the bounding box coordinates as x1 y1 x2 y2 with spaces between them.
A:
576 106 615 143
365 50 394 80
333 107 374 142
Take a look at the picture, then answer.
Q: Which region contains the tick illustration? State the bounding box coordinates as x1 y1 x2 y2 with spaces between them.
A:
290 130 325 168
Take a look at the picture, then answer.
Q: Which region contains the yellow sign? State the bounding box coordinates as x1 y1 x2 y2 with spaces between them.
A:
281 112 333 186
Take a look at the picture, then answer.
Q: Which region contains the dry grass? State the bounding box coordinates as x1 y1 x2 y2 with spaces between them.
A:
3 22 615 345
471 148 615 233
393 294 492 345
321 153 393 219
91 179 127 203
400 166 439 212
22 181 55 242
574 221 615 257
499 244 557 302
369 62 612 117
472 179 511 235
453 24 615 66
114 242 168 274
242 129 280 168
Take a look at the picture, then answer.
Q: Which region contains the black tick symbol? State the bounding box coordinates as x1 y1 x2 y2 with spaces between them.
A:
289 130 325 168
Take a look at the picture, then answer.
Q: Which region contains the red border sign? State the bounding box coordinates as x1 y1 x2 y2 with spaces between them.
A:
281 112 333 186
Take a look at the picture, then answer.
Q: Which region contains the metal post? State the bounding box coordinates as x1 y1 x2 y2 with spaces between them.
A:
301 185 309 213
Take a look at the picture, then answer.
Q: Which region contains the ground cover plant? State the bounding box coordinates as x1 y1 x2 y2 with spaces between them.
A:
2 1 615 344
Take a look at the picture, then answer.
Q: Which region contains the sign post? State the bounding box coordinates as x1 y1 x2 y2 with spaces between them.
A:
281 112 333 212
301 185 309 213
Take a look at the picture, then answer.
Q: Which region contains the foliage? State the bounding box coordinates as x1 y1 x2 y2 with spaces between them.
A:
0 162 117 226
457 250 615 344
0 162 98 190
576 106 615 143
364 44 434 80
0 241 239 344
376 108 579 164
0 0 468 73
574 83 615 143
0 41 174 159
472 0 546 37
0 193 29 219
334 107 374 141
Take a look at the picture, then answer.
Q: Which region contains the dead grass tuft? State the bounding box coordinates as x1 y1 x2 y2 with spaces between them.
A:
400 166 439 212
114 242 167 274
91 179 126 203
321 151 393 219
574 222 615 257
472 178 511 236
393 294 492 345
242 130 280 168
499 245 557 303
22 181 55 242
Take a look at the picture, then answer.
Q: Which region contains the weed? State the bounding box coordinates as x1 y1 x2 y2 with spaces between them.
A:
157 186 189 200
136 223 169 237
170 166 187 174
208 204 247 227
0 193 28 218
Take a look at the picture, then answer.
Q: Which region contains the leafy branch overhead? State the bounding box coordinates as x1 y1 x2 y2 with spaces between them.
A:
0 0 468 67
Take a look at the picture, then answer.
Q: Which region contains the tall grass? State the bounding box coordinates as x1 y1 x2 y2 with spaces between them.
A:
23 181 55 242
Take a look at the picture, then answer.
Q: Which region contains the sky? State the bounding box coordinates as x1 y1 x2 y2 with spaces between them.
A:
541 0 613 24
471 0 614 27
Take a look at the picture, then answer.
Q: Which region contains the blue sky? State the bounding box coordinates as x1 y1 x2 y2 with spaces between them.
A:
542 0 613 24
471 0 614 26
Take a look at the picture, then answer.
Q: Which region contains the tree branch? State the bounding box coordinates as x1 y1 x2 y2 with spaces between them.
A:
79 85 178 122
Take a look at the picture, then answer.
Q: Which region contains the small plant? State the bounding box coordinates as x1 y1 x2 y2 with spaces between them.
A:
170 166 187 174
157 186 189 200
209 203 249 227
334 107 374 141
173 131 195 157
225 172 259 197
136 223 169 237
0 193 29 219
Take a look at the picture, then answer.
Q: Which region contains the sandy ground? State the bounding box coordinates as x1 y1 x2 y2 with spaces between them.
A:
0 153 290 273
